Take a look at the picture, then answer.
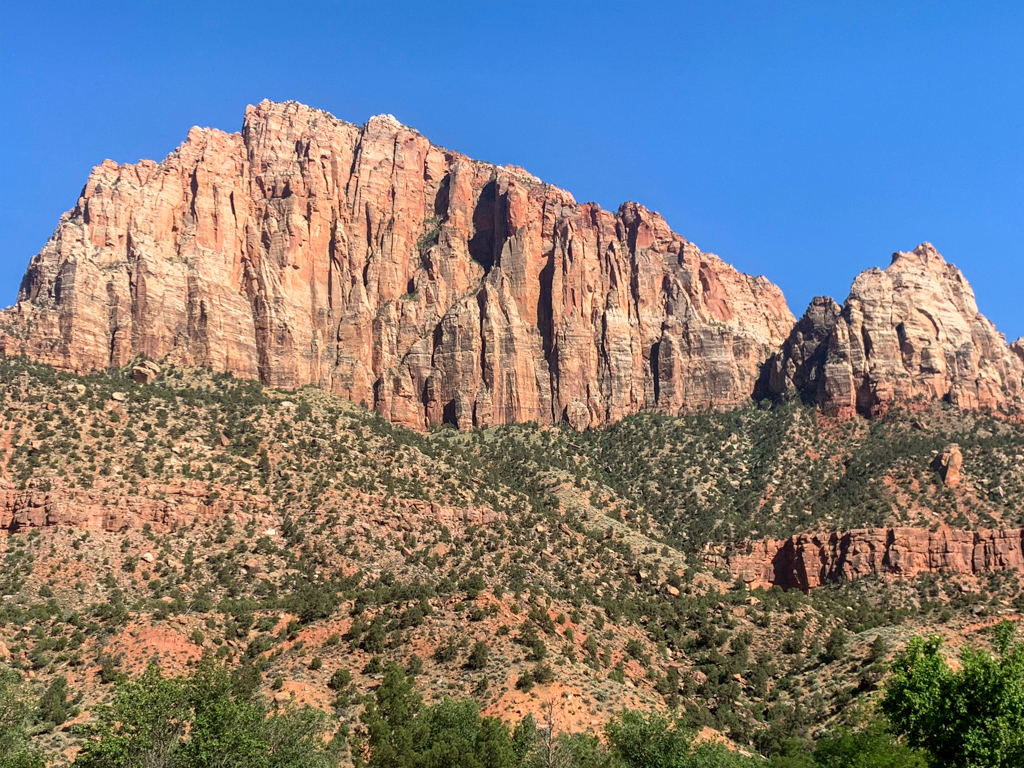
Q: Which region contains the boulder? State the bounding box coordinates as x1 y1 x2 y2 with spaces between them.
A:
131 360 162 384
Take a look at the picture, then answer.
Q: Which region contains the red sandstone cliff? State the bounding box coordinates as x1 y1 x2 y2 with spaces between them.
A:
710 526 1024 591
0 100 794 430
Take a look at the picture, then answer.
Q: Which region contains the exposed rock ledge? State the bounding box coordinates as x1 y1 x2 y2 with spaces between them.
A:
0 485 502 536
707 526 1024 591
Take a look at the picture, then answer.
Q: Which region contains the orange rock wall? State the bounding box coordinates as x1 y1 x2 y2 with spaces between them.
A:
713 526 1024 591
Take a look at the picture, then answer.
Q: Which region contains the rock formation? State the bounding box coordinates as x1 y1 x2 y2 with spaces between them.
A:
764 296 841 404
0 483 503 536
710 526 1024 591
768 244 1024 415
933 444 963 488
131 359 162 384
0 100 794 430
1012 338 1024 365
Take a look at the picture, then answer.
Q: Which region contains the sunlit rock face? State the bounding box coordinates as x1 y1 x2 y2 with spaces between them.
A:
1 100 795 429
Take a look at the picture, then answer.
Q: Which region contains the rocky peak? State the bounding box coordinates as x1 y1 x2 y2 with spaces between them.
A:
769 243 1024 415
1011 338 1024 364
367 113 407 130
891 241 945 267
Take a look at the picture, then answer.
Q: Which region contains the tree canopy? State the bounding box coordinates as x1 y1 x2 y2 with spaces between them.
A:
882 620 1024 768
72 662 336 768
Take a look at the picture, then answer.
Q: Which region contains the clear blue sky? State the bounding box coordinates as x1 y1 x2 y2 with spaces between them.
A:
3 1 1023 339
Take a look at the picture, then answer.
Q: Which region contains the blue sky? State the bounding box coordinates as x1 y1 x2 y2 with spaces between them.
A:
3 1 1023 338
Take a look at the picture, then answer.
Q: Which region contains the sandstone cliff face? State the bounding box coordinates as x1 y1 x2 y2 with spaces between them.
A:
0 100 794 430
711 526 1024 591
768 244 1024 415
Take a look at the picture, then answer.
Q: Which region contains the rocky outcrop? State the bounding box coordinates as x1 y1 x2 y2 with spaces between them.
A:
131 359 162 384
0 484 216 533
0 484 503 536
0 100 794 430
710 526 1024 591
764 296 841 403
1012 338 1024 365
933 444 963 488
768 244 1024 415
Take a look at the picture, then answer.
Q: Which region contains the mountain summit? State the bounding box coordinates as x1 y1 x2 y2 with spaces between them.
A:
768 242 1024 414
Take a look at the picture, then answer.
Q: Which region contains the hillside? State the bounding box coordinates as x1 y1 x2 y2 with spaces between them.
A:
2 357 1023 764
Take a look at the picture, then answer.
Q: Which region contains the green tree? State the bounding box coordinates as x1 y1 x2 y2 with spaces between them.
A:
0 670 46 768
882 620 1024 768
73 663 337 768
37 675 69 729
867 635 889 664
466 641 489 670
287 581 338 623
74 665 190 768
176 662 267 768
263 704 337 768
820 627 846 664
810 718 926 768
415 699 516 768
549 732 617 768
605 709 754 768
330 669 354 691
357 663 422 768
512 714 539 764
357 663 516 768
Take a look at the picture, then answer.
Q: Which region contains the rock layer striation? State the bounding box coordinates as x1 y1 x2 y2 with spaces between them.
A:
0 100 794 430
0 483 503 536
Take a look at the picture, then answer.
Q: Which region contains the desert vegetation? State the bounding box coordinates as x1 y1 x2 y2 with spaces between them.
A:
1 358 1023 765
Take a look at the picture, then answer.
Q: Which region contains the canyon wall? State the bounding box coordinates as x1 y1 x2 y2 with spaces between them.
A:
711 526 1024 591
5 100 1023 428
0 100 794 430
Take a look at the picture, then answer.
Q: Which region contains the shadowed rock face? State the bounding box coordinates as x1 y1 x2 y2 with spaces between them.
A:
768 244 1024 415
0 100 795 430
764 296 842 404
